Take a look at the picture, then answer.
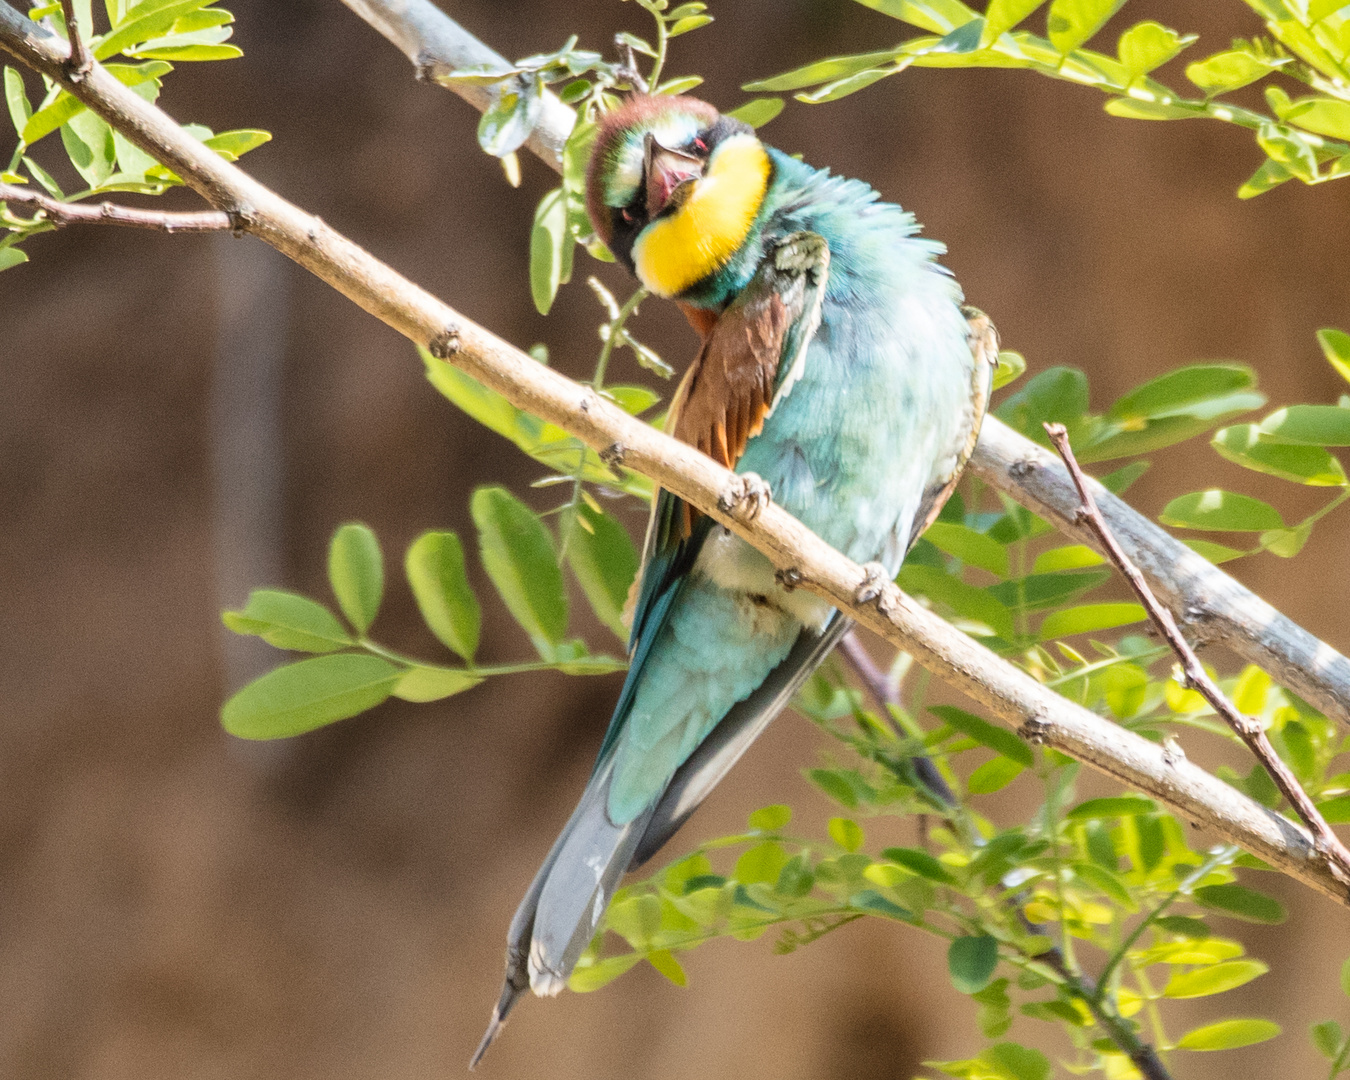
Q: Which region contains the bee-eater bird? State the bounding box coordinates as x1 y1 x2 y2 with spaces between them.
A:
473 94 997 1064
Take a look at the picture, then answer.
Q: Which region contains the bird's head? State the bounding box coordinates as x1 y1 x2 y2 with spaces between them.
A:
586 96 769 299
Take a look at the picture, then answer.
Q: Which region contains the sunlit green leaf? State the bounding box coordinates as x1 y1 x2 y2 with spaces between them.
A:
96 0 217 60
328 522 383 633
1318 328 1350 385
984 0 1046 42
566 503 639 642
749 804 792 831
405 531 480 662
1164 959 1268 998
1032 544 1104 573
1193 883 1286 923
992 349 1026 390
1046 0 1126 54
1310 1019 1344 1060
1284 95 1350 140
743 49 901 93
1259 405 1350 446
392 666 483 702
1186 48 1280 96
568 953 641 992
922 521 1009 576
1175 1018 1281 1051
855 0 979 35
1117 21 1195 75
898 564 1015 638
968 756 1024 793
1039 603 1145 640
1066 795 1156 819
221 654 400 739
529 186 573 315
930 705 1033 766
222 589 353 653
1159 490 1284 532
1212 425 1347 486
829 816 865 851
667 14 714 36
725 97 784 127
735 840 789 884
5 66 33 136
471 486 568 654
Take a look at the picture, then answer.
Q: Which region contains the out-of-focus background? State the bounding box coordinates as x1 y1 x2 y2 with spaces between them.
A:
3 0 1350 1076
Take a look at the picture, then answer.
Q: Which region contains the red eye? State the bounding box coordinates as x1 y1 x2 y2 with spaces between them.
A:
694 137 707 151
621 208 635 223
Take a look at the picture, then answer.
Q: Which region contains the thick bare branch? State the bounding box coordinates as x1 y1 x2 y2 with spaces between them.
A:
3 4 1348 908
0 181 234 231
1045 421 1350 887
335 0 1350 730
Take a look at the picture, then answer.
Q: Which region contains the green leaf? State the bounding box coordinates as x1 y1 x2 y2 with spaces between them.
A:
748 804 792 831
96 0 217 60
897 564 1014 639
855 0 979 34
471 486 568 653
62 109 116 188
1159 490 1284 532
922 521 1009 576
565 504 638 642
829 816 865 851
984 0 1047 42
1046 0 1126 54
1286 96 1350 140
1259 405 1350 446
133 42 240 60
1066 795 1156 819
987 569 1109 611
1212 425 1347 486
4 66 32 136
1186 49 1279 96
405 531 480 662
994 366 1089 440
0 246 28 271
201 127 270 160
1175 1018 1281 1051
1108 364 1257 422
882 846 958 884
850 889 913 919
529 186 572 315
1039 602 1145 640
328 522 383 633
222 589 353 652
1184 538 1247 564
1032 544 1103 573
1238 158 1294 199
1193 883 1286 923
982 1041 1052 1080
1105 96 1202 120
568 953 641 992
735 840 789 884
646 949 687 986
948 934 999 994
478 76 542 157
743 49 901 92
992 349 1026 390
392 665 483 702
21 90 84 145
929 705 1033 766
221 654 400 739
1070 861 1134 907
725 96 784 128
667 14 714 36
1319 328 1350 385
968 756 1024 794
1310 1019 1344 1060
1118 21 1194 75
602 385 660 415
1165 959 1268 998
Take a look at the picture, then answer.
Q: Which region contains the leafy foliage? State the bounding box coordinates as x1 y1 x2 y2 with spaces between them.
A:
1 0 270 267
744 0 1350 197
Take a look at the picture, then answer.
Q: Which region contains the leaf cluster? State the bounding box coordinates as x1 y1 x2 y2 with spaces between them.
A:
1 0 270 269
743 0 1350 197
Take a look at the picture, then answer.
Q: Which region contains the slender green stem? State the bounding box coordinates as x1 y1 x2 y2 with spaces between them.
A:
647 6 669 89
593 286 645 390
1094 845 1238 1000
359 637 619 678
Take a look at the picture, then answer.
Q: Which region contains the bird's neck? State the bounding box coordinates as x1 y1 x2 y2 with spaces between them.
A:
633 133 771 299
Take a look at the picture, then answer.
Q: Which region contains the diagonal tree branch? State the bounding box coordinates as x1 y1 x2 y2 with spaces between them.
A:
0 181 234 230
1046 421 1350 887
334 0 1350 732
3 3 1349 908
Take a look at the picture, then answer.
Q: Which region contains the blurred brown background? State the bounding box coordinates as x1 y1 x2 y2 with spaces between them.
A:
3 0 1350 1076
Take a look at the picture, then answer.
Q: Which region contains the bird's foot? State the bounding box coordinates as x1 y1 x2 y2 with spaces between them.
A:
855 562 892 605
719 472 771 523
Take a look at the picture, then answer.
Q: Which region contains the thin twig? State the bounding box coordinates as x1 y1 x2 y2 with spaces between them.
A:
58 0 90 78
1043 421 1350 888
0 182 234 231
4 4 1350 910
837 630 956 808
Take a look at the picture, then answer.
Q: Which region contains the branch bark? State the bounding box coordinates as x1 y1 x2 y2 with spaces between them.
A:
0 181 234 230
1045 421 1350 887
3 3 1349 908
334 0 1350 733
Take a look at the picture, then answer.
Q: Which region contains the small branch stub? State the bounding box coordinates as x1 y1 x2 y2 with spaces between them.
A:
58 0 91 78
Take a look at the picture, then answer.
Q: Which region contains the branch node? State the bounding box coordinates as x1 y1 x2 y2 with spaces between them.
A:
598 441 627 479
413 49 439 82
428 326 461 359
1008 457 1036 479
774 566 802 592
1162 736 1186 768
1018 711 1050 745
718 472 771 523
855 562 891 606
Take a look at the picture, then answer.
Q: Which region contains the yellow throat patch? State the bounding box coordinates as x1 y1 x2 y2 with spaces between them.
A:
633 133 771 298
